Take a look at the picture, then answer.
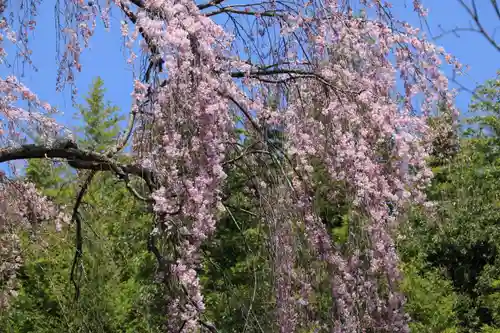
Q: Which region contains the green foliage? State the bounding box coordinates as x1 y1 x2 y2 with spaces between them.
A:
427 101 460 168
1 174 162 333
400 261 459 333
200 146 275 332
24 159 72 200
75 76 124 152
398 70 500 333
1 78 161 333
467 70 500 139
481 325 500 333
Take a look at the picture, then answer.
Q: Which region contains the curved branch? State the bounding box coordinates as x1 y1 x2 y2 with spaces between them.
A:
0 144 156 187
230 68 315 78
205 7 283 17
117 0 164 80
230 68 363 96
70 171 96 300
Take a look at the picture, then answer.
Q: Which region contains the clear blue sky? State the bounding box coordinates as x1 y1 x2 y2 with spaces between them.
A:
392 0 499 115
0 0 498 136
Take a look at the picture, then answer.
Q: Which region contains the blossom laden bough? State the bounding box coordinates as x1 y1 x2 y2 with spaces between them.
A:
0 176 68 311
0 0 463 331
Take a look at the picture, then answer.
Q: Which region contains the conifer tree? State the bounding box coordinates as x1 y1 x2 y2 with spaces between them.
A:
75 77 123 153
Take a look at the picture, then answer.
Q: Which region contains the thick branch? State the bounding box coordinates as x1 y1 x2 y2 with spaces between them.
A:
130 0 226 12
128 0 145 9
0 144 156 186
230 68 316 78
118 0 164 80
205 7 282 17
231 68 362 95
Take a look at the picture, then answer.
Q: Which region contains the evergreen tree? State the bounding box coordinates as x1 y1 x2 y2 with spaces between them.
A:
1 78 161 332
75 76 123 152
398 71 500 333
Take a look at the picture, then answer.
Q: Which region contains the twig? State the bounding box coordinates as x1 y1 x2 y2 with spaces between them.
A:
206 7 283 17
69 171 96 300
198 0 225 10
456 0 500 51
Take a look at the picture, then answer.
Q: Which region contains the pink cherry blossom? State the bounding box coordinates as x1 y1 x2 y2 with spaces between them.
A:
0 0 463 331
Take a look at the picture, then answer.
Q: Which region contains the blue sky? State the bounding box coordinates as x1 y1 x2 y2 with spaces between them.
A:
392 0 499 115
0 0 498 137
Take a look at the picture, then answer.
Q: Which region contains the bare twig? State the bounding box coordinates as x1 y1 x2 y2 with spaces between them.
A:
456 0 500 51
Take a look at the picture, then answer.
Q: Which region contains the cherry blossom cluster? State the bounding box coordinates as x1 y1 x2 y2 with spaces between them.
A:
127 0 461 330
0 76 65 146
131 0 237 329
0 176 68 311
0 0 464 331
254 5 459 331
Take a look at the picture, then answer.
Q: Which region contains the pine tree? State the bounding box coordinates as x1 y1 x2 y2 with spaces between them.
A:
75 76 123 152
3 78 162 332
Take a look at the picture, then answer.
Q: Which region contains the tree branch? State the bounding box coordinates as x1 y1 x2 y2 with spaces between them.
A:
0 144 156 187
70 171 96 300
456 0 500 52
128 0 145 9
205 7 283 17
198 0 225 10
117 0 164 80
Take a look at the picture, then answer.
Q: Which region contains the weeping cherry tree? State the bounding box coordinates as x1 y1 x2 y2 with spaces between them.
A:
0 0 463 331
